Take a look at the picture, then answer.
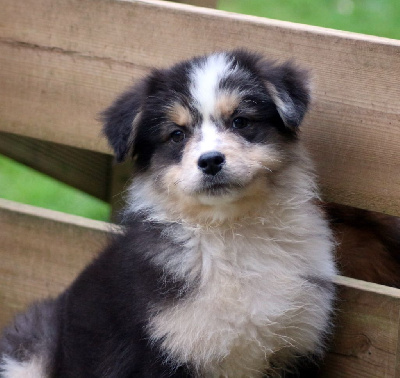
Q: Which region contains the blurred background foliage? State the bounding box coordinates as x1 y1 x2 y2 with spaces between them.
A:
218 0 400 39
0 0 398 221
0 155 110 220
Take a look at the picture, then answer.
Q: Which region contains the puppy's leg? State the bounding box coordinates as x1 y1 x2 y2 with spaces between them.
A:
0 299 59 378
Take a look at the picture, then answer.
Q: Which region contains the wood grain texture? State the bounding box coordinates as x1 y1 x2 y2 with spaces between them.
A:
175 0 217 8
0 198 119 329
0 0 399 215
322 276 400 377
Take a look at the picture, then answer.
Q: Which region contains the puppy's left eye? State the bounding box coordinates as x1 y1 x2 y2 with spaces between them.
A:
232 117 249 129
170 130 185 143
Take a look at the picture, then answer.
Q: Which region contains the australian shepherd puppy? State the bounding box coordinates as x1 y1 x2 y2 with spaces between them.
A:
0 50 336 377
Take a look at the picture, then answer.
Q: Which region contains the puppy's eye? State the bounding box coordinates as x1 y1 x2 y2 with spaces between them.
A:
170 130 185 143
232 117 249 129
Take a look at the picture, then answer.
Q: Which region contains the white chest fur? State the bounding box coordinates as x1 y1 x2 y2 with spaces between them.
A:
148 204 336 378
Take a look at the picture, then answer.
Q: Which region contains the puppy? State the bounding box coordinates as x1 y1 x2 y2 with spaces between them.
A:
0 50 336 377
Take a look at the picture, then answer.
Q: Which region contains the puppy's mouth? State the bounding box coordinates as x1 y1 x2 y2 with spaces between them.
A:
196 176 242 196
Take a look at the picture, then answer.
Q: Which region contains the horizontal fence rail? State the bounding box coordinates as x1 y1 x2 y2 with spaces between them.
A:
0 198 120 327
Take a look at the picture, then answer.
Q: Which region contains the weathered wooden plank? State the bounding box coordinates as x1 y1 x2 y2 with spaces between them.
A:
0 41 144 153
0 0 399 216
175 0 217 8
0 132 113 201
321 276 400 377
0 198 119 329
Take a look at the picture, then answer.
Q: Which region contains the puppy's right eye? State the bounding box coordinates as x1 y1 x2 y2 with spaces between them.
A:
170 130 185 143
232 117 249 130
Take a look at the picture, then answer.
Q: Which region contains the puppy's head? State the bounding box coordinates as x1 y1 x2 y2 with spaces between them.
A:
102 50 310 221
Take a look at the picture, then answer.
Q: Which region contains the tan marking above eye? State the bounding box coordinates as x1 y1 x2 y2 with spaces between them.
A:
168 103 193 127
215 92 240 120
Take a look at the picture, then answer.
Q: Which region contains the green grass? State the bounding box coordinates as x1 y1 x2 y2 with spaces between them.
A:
218 0 400 40
1 1 398 220
0 154 110 221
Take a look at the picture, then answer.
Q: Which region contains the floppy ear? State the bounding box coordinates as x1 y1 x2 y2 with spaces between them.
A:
101 80 148 163
263 62 311 130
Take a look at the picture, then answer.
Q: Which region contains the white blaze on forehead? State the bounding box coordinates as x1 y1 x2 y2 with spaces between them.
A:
190 53 235 117
198 120 220 153
190 53 236 154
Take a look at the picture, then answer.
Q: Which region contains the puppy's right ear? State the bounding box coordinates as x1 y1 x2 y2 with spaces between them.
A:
101 80 147 163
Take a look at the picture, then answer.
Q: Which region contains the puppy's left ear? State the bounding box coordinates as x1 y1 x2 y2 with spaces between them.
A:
263 62 311 130
101 79 148 163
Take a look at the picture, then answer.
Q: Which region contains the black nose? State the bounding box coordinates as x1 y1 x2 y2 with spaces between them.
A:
198 151 225 176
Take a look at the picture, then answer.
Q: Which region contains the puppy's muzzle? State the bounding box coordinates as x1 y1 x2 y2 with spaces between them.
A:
198 151 226 176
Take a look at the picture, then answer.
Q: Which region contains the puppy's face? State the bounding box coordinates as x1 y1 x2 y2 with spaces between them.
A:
103 51 310 219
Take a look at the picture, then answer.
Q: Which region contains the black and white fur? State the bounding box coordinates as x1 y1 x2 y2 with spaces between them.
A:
0 50 336 377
